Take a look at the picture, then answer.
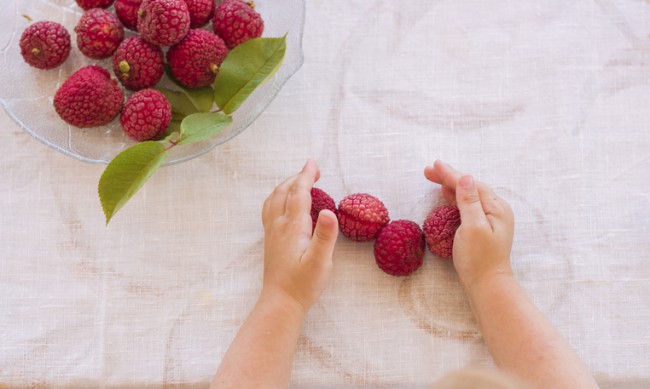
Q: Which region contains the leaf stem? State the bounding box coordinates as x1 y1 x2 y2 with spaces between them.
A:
165 139 179 151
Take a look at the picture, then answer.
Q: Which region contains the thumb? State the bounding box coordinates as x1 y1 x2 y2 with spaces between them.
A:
455 175 488 227
305 209 339 263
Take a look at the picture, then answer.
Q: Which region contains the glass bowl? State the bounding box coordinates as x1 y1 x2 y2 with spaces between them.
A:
0 0 304 165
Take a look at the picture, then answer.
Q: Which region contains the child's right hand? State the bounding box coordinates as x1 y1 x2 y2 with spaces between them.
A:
426 161 601 389
424 160 515 290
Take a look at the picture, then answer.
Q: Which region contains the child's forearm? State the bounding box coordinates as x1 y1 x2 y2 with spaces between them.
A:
210 289 306 389
464 273 599 389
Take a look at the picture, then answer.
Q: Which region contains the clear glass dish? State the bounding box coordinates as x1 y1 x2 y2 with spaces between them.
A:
0 0 304 165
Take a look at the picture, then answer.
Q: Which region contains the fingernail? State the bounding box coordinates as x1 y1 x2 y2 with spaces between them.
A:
459 175 474 188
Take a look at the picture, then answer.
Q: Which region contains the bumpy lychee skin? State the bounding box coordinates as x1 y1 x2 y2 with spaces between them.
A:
120 89 171 141
75 8 125 59
137 0 191 47
310 188 337 231
167 29 228 88
113 36 164 91
186 0 216 28
75 0 116 10
20 21 71 70
422 205 461 259
337 193 389 242
54 66 124 128
213 0 264 49
374 220 425 277
115 0 143 30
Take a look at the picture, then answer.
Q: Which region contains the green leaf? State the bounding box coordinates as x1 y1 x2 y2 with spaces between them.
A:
157 88 199 116
161 115 183 138
186 86 215 112
214 36 287 114
177 112 233 146
164 65 215 112
99 142 168 224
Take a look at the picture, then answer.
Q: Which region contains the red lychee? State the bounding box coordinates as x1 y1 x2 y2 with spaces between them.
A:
167 29 228 88
310 188 337 231
54 66 124 128
422 204 461 259
19 21 71 70
185 0 216 28
115 0 143 30
120 89 172 141
374 220 425 276
213 0 264 49
337 193 389 242
113 36 164 91
75 8 125 59
75 0 116 10
137 0 191 47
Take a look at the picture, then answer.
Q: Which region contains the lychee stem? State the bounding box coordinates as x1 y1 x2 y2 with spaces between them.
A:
119 60 131 78
31 47 41 56
210 64 220 74
247 1 256 8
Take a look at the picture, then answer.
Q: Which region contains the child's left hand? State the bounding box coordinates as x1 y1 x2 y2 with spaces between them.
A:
261 160 339 314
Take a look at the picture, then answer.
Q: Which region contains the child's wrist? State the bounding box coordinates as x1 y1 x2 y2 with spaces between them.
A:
259 286 310 318
460 266 516 296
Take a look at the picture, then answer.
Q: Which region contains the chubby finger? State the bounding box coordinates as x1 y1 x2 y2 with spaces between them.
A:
263 167 304 223
434 160 465 189
303 209 339 265
427 160 507 215
467 182 509 219
425 160 471 196
425 161 458 204
262 195 272 224
441 186 457 205
285 160 320 217
478 186 502 217
485 196 515 229
262 185 288 225
423 165 438 183
455 175 489 229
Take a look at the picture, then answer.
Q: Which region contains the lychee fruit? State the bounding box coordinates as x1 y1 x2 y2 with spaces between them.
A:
337 193 389 242
54 66 124 128
185 0 216 28
75 8 125 59
137 0 191 47
75 0 116 10
310 188 337 231
115 0 143 30
167 29 228 88
20 21 71 70
120 89 172 141
374 220 425 276
422 204 461 259
113 36 164 91
213 0 264 49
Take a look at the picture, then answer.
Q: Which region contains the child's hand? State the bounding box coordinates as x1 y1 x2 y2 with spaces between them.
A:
424 160 515 290
261 160 339 314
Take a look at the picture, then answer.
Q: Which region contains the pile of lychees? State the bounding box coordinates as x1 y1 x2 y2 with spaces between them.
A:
311 188 461 277
19 0 264 141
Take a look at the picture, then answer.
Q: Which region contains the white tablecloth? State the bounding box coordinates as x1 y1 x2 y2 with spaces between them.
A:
1 0 649 388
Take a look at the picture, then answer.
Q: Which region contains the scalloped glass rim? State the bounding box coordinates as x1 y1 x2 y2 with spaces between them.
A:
0 0 305 166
